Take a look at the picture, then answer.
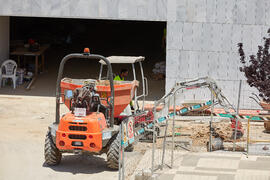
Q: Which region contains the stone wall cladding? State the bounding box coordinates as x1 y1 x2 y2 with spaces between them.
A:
166 0 270 109
0 0 167 21
1 0 269 108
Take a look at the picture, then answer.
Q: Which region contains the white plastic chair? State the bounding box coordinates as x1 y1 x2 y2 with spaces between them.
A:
0 59 17 89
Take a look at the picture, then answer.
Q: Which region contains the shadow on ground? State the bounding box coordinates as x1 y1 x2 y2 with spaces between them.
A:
43 154 117 174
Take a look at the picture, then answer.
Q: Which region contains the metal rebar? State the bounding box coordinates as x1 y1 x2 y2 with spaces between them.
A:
161 97 170 169
132 63 138 111
118 122 122 180
151 101 157 175
122 121 125 180
171 93 176 168
233 80 242 151
209 89 214 152
139 61 146 111
247 116 250 158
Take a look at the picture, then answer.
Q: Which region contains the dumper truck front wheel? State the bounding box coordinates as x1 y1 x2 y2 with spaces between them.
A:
106 133 135 169
106 134 120 169
125 144 134 152
44 131 62 165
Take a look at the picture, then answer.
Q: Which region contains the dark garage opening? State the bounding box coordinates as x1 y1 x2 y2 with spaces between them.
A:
3 17 166 100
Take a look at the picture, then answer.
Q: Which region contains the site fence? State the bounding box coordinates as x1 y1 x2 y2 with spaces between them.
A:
173 79 269 152
118 91 178 180
118 78 270 179
212 79 269 153
247 116 270 156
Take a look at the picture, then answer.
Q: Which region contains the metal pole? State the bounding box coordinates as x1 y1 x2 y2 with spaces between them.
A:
161 97 170 169
151 101 157 175
236 80 242 114
122 121 125 180
118 122 122 180
247 117 251 158
132 63 138 111
98 64 103 80
233 80 242 151
171 93 176 168
139 62 146 111
209 89 214 152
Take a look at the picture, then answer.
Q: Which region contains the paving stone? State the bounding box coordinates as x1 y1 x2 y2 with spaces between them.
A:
200 155 241 160
217 174 235 180
177 166 196 171
256 157 270 162
195 167 237 172
181 155 200 167
238 160 270 171
176 170 234 176
234 174 269 180
236 169 270 176
134 151 270 180
177 172 235 180
157 174 175 180
200 152 242 158
173 174 218 180
164 167 179 174
197 158 239 169
241 155 257 161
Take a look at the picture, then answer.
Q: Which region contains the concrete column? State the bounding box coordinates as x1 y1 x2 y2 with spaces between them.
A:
0 16 10 65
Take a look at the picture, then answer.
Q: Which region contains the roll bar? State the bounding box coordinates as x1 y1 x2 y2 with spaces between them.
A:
55 53 115 128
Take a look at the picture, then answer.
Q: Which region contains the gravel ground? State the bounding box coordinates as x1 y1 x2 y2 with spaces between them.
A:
0 95 143 180
1 94 269 180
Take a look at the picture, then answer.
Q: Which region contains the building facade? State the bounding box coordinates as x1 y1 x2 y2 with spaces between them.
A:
1 0 269 108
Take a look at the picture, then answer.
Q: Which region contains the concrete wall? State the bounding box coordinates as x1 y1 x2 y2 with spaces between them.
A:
1 0 269 108
166 0 270 109
0 16 9 65
0 0 167 21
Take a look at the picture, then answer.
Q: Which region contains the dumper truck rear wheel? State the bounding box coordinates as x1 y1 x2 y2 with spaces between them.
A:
44 131 62 166
106 134 120 169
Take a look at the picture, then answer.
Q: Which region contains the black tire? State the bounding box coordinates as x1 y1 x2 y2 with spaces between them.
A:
125 144 134 152
106 134 120 169
44 131 62 166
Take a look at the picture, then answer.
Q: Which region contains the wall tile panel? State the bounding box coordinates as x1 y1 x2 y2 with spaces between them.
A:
255 0 265 25
166 49 180 78
167 22 183 50
205 0 217 23
211 23 222 51
192 23 203 51
182 23 193 50
175 0 186 22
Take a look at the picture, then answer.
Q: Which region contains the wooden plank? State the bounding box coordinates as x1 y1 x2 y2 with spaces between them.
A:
35 56 38 75
26 76 36 90
42 54 45 72
10 44 50 56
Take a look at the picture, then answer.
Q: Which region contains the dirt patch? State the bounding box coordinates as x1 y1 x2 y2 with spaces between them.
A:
178 122 246 146
134 120 270 154
147 121 248 147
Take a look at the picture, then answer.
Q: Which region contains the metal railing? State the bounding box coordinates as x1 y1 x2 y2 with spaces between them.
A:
118 78 270 179
246 116 270 157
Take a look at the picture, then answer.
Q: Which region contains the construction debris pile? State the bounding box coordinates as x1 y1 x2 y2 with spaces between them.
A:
175 122 246 146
